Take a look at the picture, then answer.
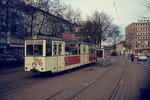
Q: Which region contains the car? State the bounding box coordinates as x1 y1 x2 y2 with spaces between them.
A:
133 54 138 58
147 54 150 57
137 54 147 61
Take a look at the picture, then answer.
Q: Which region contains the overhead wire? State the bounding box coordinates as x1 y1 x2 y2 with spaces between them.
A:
112 0 125 40
112 0 121 25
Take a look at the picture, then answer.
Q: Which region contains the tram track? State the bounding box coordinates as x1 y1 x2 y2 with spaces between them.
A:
142 62 150 72
65 67 115 100
45 57 120 100
108 58 128 100
1 57 127 100
0 73 56 95
0 63 110 96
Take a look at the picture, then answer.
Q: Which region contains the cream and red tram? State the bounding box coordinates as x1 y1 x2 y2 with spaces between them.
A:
24 36 96 73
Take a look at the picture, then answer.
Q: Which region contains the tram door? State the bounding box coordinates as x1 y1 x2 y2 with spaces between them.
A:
52 41 64 72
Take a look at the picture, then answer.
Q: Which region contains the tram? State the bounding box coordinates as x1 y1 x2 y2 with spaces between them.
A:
24 35 96 73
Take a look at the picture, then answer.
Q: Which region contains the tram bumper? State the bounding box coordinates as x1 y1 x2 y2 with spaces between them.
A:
30 68 39 73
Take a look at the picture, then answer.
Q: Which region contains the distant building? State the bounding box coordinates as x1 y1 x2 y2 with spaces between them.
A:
116 41 125 54
74 21 86 41
125 20 150 54
74 21 86 33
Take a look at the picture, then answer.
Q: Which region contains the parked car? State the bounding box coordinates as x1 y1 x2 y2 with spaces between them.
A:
147 54 150 57
111 51 117 56
137 54 147 61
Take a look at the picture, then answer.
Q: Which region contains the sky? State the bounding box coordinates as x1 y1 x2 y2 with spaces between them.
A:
61 0 149 35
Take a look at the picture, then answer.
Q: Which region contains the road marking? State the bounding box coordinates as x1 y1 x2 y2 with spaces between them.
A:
84 84 88 86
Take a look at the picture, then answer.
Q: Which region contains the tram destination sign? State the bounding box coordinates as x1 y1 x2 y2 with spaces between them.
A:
26 40 44 44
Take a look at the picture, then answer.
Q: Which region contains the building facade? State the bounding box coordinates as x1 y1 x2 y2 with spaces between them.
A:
125 20 150 54
115 41 125 55
0 2 74 57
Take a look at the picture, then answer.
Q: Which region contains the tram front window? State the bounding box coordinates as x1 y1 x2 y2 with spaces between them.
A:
26 45 43 56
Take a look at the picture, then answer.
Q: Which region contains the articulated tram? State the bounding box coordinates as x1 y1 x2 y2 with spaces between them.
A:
24 36 96 73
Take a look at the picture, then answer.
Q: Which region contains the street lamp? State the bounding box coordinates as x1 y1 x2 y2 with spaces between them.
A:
123 47 125 57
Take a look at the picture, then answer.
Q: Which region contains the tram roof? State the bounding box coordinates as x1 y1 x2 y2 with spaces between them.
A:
26 36 64 41
26 36 96 46
26 36 80 43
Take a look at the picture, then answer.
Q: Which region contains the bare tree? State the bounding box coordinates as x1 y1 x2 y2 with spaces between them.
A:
80 11 116 47
0 0 80 40
0 0 25 40
140 0 150 19
21 0 52 37
63 4 81 23
107 25 121 51
143 0 150 10
0 0 11 13
45 0 81 23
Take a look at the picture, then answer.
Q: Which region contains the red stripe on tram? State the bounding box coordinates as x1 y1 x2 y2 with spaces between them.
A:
64 56 80 66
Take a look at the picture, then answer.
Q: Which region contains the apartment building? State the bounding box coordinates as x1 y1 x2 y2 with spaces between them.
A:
125 20 150 54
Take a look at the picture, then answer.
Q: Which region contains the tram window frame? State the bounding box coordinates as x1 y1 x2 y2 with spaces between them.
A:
65 44 70 55
70 44 78 55
83 45 86 54
91 47 96 54
97 50 103 57
26 45 43 56
78 44 80 54
34 45 43 55
89 46 91 54
65 43 78 55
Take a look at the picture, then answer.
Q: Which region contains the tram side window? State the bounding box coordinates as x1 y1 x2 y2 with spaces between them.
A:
58 44 62 55
65 44 78 55
53 44 57 55
65 44 70 55
46 44 52 56
70 44 78 55
91 47 96 54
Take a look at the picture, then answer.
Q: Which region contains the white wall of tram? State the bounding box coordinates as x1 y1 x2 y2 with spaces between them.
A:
25 39 96 73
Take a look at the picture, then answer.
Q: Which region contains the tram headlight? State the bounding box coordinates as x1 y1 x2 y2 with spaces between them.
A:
32 62 37 67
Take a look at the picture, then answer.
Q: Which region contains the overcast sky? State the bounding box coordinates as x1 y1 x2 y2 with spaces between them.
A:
61 0 149 35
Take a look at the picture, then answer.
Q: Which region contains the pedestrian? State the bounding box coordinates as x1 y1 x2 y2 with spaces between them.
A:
131 53 134 63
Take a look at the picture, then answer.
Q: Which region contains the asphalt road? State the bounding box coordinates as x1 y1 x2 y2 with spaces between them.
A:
0 56 150 100
142 57 150 68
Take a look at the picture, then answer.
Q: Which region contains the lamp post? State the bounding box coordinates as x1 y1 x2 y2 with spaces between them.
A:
136 44 139 64
123 47 125 57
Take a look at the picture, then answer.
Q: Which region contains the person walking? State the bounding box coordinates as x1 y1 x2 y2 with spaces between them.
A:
131 53 134 63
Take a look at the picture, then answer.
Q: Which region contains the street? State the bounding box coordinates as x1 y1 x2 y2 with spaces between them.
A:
0 56 150 100
142 57 150 70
